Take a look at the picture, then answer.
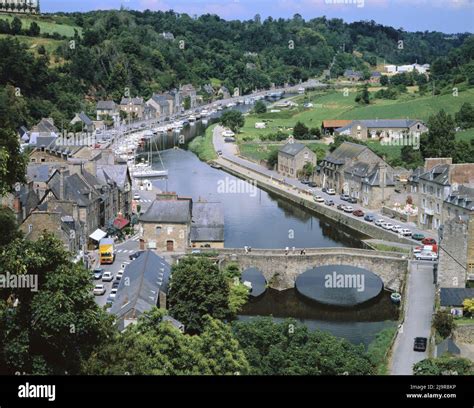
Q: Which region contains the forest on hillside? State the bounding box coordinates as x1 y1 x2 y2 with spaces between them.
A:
0 9 473 128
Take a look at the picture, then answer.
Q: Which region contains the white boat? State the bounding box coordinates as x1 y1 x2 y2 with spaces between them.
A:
217 105 223 111
226 102 236 108
201 109 209 116
188 115 196 122
133 168 168 178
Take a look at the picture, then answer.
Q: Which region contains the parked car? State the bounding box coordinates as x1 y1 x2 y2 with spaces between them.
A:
107 288 118 302
400 228 412 237
382 222 394 230
93 284 106 296
217 150 223 156
93 268 104 280
422 237 437 246
340 194 350 201
129 251 144 261
415 251 438 261
325 199 335 206
308 182 317 188
300 179 310 185
412 233 425 241
321 187 327 193
392 225 403 233
344 205 354 213
337 204 346 211
133 193 141 200
348 197 358 204
313 195 324 203
413 337 428 352
305 188 315 195
327 188 336 195
115 270 124 281
353 209 364 217
102 271 114 282
364 214 375 222
112 280 120 289
375 219 385 226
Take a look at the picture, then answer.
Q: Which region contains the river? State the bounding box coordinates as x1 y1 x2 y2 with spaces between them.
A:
151 148 398 348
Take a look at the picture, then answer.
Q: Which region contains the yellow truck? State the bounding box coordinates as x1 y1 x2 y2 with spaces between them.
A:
99 238 115 265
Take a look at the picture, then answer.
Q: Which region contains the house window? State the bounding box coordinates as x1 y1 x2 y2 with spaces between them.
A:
436 203 440 214
156 226 162 235
468 263 474 273
422 184 426 193
28 224 33 233
422 198 426 207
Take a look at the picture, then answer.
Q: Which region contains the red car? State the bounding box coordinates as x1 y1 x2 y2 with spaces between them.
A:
353 209 364 217
422 237 437 245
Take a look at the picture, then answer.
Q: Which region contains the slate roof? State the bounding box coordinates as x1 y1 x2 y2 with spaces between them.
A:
344 161 395 187
96 165 129 190
419 164 450 186
344 69 362 78
445 185 474 211
440 288 474 307
363 167 395 187
278 143 307 156
140 198 192 223
27 164 53 183
110 250 171 321
120 97 144 106
76 112 93 126
33 118 58 134
96 100 116 110
323 142 368 165
191 202 224 242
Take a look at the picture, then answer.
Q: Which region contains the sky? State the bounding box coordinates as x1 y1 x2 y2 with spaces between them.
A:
42 0 474 33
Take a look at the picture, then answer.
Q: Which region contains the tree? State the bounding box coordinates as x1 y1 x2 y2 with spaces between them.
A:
0 207 22 246
355 84 370 105
293 121 309 139
433 311 455 339
10 17 22 35
380 75 389 86
267 149 278 168
220 110 245 133
462 298 474 316
0 234 114 374
400 145 424 169
420 110 456 160
233 317 375 375
414 357 473 375
455 102 474 129
168 256 232 334
84 309 250 375
310 127 321 139
28 21 40 37
183 95 191 110
253 100 267 114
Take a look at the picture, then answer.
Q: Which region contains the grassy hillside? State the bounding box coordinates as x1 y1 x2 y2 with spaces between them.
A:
0 14 81 37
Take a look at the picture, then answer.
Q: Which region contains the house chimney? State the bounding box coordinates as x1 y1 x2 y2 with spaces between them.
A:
59 171 65 200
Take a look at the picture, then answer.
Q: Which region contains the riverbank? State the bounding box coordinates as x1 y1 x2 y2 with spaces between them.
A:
188 123 218 161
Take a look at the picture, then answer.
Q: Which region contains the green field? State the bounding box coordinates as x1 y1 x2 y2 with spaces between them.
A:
0 33 63 53
0 14 82 37
239 88 474 162
188 124 218 161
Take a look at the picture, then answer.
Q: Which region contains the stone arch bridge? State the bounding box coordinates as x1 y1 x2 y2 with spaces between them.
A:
183 248 408 293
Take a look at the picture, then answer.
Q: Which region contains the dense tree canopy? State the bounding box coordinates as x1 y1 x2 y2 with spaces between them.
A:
168 256 232 334
232 317 375 375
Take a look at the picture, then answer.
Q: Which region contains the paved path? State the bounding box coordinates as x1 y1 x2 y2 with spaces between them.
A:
390 260 436 374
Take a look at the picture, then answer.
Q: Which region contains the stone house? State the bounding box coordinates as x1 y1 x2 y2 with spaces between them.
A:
96 101 120 123
20 210 80 254
146 94 172 118
190 202 225 248
343 161 395 209
179 84 198 109
277 143 317 178
120 97 146 119
417 158 474 230
319 142 395 209
96 164 132 218
443 185 474 222
70 112 95 133
321 120 352 135
343 69 362 82
139 193 192 252
335 119 427 143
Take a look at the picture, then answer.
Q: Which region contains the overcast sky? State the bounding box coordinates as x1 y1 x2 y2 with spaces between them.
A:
43 0 474 33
